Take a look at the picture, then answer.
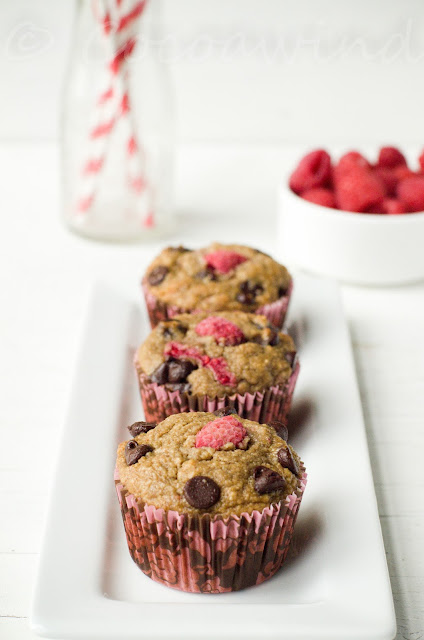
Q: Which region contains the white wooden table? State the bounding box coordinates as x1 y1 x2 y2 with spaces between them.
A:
1 143 423 640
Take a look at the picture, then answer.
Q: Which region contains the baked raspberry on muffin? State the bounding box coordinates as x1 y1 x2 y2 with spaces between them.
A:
115 411 307 593
142 243 292 328
134 311 299 423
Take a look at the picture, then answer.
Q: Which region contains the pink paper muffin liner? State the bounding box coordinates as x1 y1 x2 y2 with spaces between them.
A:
142 280 293 330
134 359 300 424
115 467 307 593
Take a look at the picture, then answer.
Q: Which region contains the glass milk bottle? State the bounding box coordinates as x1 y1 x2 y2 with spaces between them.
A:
61 0 175 242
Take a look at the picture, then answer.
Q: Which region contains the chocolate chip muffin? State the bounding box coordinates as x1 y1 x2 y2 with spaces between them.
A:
115 411 307 593
134 311 299 423
142 243 292 328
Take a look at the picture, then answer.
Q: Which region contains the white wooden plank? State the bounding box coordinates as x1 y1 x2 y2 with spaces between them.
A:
389 576 424 640
380 517 424 579
375 484 424 518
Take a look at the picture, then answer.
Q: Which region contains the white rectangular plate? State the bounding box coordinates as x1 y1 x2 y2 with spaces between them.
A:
31 274 396 640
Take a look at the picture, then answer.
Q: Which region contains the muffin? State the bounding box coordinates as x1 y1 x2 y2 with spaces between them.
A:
115 411 307 593
134 311 299 423
142 243 292 328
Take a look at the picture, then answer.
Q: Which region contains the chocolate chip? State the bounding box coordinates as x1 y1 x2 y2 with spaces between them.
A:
128 421 157 437
167 245 189 253
150 359 196 388
253 466 286 494
184 476 221 509
150 362 169 385
125 441 153 465
268 420 288 441
213 407 237 417
252 327 280 346
160 321 188 339
277 446 299 476
148 265 169 286
195 267 217 281
269 328 280 346
167 359 196 383
165 382 191 393
173 322 188 335
278 285 288 298
239 281 250 292
285 351 296 366
236 290 254 305
237 281 264 305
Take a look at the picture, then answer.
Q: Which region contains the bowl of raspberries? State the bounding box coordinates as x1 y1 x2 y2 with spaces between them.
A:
278 147 424 285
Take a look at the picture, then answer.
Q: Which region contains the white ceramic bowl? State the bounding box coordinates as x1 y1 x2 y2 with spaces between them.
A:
277 181 424 285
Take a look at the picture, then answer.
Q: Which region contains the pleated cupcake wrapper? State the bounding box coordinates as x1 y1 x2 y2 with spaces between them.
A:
141 280 293 329
115 467 307 593
135 360 300 424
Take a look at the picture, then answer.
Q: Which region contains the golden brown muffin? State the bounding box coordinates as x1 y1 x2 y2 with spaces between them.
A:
143 243 291 312
135 311 296 397
116 412 303 518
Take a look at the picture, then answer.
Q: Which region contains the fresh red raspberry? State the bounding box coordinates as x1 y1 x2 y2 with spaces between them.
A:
335 151 371 175
364 203 384 214
195 415 247 449
335 165 385 212
397 176 424 212
289 149 331 194
419 150 424 171
204 356 237 387
377 147 407 169
382 198 407 215
393 165 415 181
301 188 336 208
164 342 237 387
372 167 397 197
165 342 203 364
204 250 247 274
195 316 245 346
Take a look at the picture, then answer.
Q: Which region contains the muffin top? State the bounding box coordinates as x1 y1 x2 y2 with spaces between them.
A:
143 243 291 311
116 411 303 518
135 311 296 397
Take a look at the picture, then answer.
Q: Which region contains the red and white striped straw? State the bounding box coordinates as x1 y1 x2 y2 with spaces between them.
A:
76 0 154 228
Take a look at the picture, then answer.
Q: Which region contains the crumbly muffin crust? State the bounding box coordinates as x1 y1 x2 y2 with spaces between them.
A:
143 243 291 312
135 311 296 397
116 412 303 517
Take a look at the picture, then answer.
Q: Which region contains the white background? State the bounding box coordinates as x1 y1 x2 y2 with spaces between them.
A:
1 2 424 640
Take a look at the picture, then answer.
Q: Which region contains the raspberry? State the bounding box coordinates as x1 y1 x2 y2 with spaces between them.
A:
204 357 237 387
165 342 203 364
335 165 385 212
397 176 424 212
377 147 406 169
364 203 384 214
195 316 245 346
335 151 371 175
372 167 397 197
204 250 247 274
301 188 336 208
195 415 247 449
289 149 331 194
164 342 237 387
393 165 415 181
419 150 424 171
382 198 407 215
